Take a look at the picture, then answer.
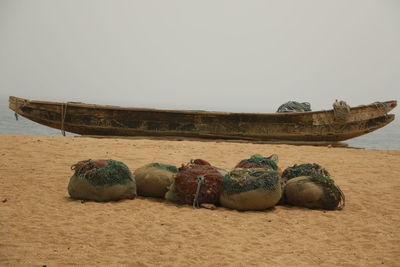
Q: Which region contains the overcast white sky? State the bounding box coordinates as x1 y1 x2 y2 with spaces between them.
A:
0 0 399 114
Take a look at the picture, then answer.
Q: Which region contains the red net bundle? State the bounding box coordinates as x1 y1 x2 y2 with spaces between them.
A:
190 159 211 166
174 161 223 206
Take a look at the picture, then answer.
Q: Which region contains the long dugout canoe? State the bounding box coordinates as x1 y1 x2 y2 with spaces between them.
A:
9 96 396 142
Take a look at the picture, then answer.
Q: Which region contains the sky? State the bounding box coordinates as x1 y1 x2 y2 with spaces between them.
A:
0 0 399 114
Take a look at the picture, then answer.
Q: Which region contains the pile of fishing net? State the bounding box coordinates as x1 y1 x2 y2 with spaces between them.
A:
165 159 226 208
234 153 283 177
134 163 178 198
66 155 346 211
282 163 330 183
281 163 345 210
68 159 137 202
276 101 312 113
235 154 279 170
220 168 282 211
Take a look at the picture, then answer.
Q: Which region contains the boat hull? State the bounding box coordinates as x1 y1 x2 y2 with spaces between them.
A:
9 96 396 142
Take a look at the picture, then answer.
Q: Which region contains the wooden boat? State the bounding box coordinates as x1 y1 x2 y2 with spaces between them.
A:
9 96 396 143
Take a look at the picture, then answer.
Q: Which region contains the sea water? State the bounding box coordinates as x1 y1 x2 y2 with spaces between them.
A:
1 97 399 150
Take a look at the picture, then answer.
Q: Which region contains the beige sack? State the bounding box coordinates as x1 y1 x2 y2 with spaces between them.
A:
219 169 282 211
134 163 178 198
68 159 136 202
220 186 281 211
284 176 345 210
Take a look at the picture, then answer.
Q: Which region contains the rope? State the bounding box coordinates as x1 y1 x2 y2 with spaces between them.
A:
332 100 350 122
193 175 206 209
335 184 346 210
14 98 25 121
60 102 68 136
374 102 389 117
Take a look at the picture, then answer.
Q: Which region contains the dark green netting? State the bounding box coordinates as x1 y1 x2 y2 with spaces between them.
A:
276 101 311 113
222 169 280 194
235 154 278 170
150 163 178 173
282 163 330 181
68 159 136 202
310 173 334 187
72 159 134 186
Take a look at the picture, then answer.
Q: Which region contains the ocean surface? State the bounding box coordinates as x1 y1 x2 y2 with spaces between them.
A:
1 97 399 150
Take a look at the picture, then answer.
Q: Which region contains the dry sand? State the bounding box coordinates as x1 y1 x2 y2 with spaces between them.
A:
1 134 399 266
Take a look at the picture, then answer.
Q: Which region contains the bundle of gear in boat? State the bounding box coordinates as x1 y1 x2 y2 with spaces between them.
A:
68 154 345 211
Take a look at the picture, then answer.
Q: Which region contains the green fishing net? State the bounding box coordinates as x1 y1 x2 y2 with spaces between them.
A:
68 159 137 202
235 154 279 170
309 174 345 210
222 168 280 194
149 162 178 173
72 159 134 186
276 101 312 113
282 163 330 181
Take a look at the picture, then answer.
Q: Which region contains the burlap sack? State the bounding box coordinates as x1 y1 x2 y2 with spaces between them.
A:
68 159 136 202
164 180 180 203
220 168 282 211
279 163 331 205
134 163 178 198
284 175 345 210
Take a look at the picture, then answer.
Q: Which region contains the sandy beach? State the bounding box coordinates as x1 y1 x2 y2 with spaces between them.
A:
0 134 399 266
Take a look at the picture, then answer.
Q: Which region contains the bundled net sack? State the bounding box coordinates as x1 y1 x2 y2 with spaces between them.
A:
279 163 330 204
68 159 137 202
276 101 311 113
220 169 282 211
134 163 178 198
165 159 228 207
282 163 330 182
168 161 223 207
284 174 345 210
